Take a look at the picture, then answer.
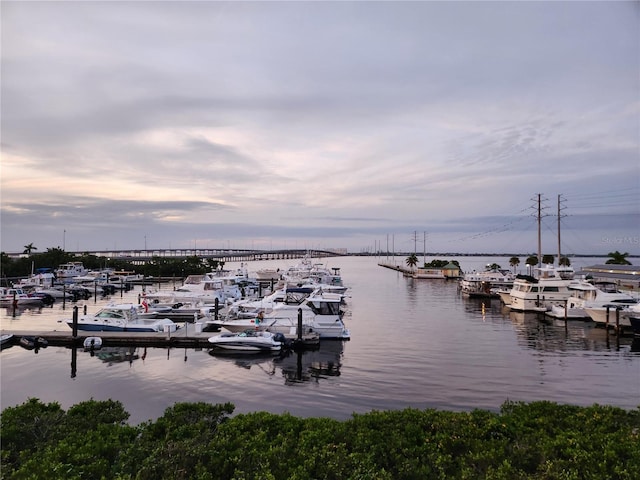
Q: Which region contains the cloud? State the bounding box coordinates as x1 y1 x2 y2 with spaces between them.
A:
1 1 638 254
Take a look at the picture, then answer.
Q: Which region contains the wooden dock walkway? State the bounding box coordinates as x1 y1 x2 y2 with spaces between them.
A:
378 262 413 274
1 323 321 350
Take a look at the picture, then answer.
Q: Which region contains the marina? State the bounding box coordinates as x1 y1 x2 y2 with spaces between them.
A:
1 255 639 425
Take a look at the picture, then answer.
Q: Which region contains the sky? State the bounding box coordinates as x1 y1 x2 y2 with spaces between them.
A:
1 1 638 256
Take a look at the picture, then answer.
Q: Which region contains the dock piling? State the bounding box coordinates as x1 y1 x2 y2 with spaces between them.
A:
72 306 78 338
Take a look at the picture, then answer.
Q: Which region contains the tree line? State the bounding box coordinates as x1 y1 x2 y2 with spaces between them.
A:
405 251 632 273
0 247 226 283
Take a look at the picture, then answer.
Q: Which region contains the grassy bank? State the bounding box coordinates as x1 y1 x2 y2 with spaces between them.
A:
2 399 638 479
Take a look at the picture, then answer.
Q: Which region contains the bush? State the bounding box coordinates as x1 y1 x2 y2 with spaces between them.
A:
2 399 639 479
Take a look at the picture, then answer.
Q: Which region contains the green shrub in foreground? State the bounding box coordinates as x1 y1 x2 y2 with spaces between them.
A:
2 399 639 479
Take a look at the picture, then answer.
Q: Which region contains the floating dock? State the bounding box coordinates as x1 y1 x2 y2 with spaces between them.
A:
1 323 321 350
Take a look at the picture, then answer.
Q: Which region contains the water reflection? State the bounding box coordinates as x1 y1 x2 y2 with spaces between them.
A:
2 304 52 318
92 346 140 365
274 341 344 385
508 310 638 354
209 351 278 376
206 341 345 385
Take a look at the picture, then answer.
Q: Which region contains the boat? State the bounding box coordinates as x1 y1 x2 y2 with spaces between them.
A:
506 264 578 312
210 287 351 339
459 268 516 298
55 262 89 281
255 268 280 281
0 287 44 306
16 269 57 289
83 336 103 351
208 330 285 353
1 333 14 349
143 273 231 305
629 316 640 336
547 280 638 319
65 303 178 332
584 303 640 329
138 300 218 322
19 336 48 350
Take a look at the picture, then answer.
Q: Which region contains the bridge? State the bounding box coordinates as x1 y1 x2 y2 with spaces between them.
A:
34 248 346 264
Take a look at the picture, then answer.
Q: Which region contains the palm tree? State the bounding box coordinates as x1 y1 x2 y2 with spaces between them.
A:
605 251 631 265
542 254 555 265
406 253 418 270
22 243 37 255
525 255 538 275
509 257 520 274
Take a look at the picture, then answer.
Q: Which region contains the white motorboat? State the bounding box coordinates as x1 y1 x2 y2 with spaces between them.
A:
547 281 638 319
208 330 284 353
55 262 88 281
210 287 350 339
65 303 178 332
507 265 579 312
0 287 43 306
584 303 640 328
460 268 516 298
144 273 231 305
255 268 280 281
16 270 57 289
1 333 14 349
83 336 103 351
225 287 313 320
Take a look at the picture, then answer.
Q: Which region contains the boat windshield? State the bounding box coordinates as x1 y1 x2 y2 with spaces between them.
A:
96 310 126 319
308 300 341 315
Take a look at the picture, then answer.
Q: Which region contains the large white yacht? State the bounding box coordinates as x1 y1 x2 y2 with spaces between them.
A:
547 280 638 319
507 264 578 312
459 267 516 298
209 287 350 339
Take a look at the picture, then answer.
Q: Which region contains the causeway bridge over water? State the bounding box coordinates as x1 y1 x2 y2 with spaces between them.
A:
53 248 345 265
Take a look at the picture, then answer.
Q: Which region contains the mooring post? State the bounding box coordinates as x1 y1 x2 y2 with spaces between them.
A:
63 284 66 309
615 307 621 336
72 305 78 338
297 308 303 341
83 305 87 315
605 305 610 331
214 297 219 320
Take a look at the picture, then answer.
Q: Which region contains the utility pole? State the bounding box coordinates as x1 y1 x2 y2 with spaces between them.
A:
423 231 427 265
533 193 548 268
557 194 567 264
537 194 542 268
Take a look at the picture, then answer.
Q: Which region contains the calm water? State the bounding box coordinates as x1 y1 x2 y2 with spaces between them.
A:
1 256 639 424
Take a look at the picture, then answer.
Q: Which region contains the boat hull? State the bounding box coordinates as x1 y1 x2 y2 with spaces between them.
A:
67 322 161 332
208 331 282 352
